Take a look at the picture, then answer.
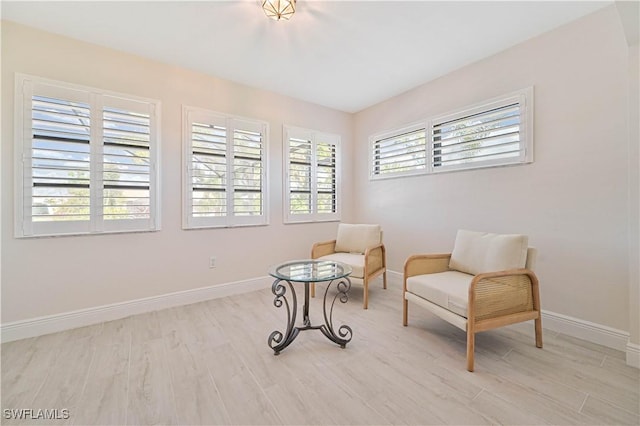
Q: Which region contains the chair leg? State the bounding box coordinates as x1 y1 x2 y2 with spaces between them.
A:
466 330 475 372
402 297 408 326
363 279 369 309
383 271 387 289
311 283 315 298
535 315 543 348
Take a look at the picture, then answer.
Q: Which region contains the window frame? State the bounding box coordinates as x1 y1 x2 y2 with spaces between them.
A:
182 106 269 229
14 73 161 238
283 125 341 224
369 87 534 180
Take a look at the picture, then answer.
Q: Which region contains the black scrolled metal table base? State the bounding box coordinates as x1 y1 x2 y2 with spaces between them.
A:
268 277 352 354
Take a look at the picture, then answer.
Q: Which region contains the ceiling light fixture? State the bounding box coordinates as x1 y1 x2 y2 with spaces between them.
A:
262 0 296 21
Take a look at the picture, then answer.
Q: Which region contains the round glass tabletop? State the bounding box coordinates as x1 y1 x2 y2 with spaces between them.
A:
269 260 352 283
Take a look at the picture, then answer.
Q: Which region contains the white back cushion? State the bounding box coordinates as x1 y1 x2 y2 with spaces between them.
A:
449 230 528 275
525 247 537 270
334 223 381 254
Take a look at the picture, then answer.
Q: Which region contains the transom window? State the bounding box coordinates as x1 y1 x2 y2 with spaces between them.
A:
15 74 160 237
370 87 533 179
371 124 427 178
284 126 341 223
183 106 268 228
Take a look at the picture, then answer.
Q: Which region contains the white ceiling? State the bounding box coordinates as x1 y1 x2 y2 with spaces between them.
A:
2 1 612 113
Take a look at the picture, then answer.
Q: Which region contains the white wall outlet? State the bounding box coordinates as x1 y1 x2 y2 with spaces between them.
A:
209 256 216 269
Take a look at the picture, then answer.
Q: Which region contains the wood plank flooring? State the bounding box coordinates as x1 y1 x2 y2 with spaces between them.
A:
2 277 639 425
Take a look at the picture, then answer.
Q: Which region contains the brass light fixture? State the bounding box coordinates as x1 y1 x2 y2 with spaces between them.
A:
262 0 296 21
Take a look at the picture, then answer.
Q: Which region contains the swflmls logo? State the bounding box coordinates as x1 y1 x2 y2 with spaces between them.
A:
3 408 70 420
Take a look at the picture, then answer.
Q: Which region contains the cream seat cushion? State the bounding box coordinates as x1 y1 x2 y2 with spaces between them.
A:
316 252 364 279
406 271 472 318
334 223 381 254
449 230 528 275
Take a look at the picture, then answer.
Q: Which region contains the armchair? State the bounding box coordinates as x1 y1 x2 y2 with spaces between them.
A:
403 230 542 371
311 223 387 309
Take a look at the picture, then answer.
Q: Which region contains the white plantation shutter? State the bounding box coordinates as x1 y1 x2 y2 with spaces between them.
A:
102 96 157 232
30 93 91 227
288 136 313 215
316 140 337 214
15 75 160 237
430 89 532 172
232 121 264 219
190 118 228 220
284 126 340 223
183 107 267 228
371 124 427 178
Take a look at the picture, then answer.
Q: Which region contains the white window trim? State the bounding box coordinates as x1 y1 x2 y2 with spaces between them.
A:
370 87 534 180
182 105 269 229
14 73 161 238
283 125 341 224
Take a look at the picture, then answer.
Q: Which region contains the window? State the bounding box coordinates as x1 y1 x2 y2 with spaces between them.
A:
370 87 533 179
430 87 533 172
284 126 340 223
15 74 160 237
370 123 427 178
183 106 268 228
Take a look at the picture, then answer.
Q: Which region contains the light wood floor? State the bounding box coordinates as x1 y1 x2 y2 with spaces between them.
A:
2 277 639 425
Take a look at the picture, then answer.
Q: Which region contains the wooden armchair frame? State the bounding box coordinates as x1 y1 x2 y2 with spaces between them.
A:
403 253 542 372
311 239 387 309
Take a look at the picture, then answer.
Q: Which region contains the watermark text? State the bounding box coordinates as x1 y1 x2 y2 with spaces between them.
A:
3 408 70 420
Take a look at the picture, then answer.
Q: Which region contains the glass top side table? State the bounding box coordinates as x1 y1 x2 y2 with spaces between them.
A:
269 259 352 282
268 259 353 354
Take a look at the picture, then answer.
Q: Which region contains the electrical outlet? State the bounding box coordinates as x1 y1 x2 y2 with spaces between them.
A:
209 256 217 269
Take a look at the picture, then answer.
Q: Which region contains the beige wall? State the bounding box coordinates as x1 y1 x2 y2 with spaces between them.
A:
353 6 631 331
1 21 354 323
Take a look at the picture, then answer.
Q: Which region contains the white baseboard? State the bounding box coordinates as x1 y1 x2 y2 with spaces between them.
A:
389 268 637 368
1 276 272 343
540 310 629 352
627 342 640 368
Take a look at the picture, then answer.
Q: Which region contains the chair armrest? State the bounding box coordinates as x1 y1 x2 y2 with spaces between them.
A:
311 240 337 259
404 253 452 279
469 269 540 321
364 243 386 274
